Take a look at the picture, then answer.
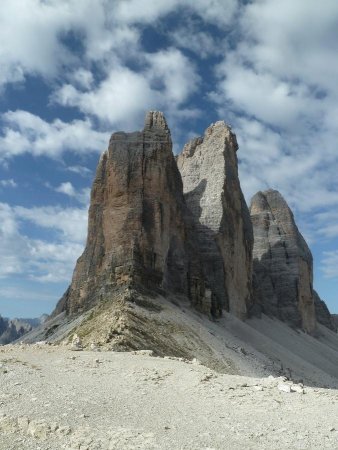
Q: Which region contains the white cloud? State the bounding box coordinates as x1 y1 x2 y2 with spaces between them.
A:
146 48 200 106
0 179 17 188
210 0 338 226
53 48 200 128
55 181 76 197
0 110 109 161
114 0 181 25
171 26 223 59
14 205 87 243
0 0 140 88
216 57 320 130
67 165 92 177
0 0 73 87
0 202 87 283
54 67 156 128
321 250 338 279
240 0 338 94
114 0 238 27
0 0 237 90
70 68 94 89
55 181 90 205
28 240 85 283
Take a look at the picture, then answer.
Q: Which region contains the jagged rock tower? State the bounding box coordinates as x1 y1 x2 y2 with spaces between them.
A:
250 189 335 333
177 122 253 320
53 112 253 321
54 112 206 316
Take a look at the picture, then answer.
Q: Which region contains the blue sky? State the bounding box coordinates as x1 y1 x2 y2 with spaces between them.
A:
1 0 338 318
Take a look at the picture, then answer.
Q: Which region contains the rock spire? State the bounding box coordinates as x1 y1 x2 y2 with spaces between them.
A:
250 189 335 334
177 121 253 320
53 111 205 316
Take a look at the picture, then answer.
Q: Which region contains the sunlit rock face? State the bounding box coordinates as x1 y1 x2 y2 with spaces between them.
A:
53 112 206 316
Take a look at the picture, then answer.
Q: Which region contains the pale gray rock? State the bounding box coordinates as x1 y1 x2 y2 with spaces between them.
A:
177 121 253 319
71 334 83 351
290 384 304 394
278 383 292 393
250 189 324 334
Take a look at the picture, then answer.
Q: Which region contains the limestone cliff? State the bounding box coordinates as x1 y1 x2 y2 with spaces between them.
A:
177 122 253 320
250 189 333 334
53 112 206 316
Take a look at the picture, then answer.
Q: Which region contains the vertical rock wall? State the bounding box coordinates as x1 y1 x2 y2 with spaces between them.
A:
250 189 317 333
177 122 253 320
54 112 205 316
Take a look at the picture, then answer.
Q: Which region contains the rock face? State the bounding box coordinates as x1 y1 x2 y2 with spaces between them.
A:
177 121 253 319
314 292 337 331
250 189 331 334
0 315 47 345
54 112 206 316
53 113 254 321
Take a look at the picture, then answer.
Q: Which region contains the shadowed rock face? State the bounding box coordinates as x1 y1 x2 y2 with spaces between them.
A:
250 189 320 333
177 121 253 320
54 112 206 316
314 291 337 331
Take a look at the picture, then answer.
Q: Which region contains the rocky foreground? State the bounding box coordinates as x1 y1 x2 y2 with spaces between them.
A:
1 344 338 450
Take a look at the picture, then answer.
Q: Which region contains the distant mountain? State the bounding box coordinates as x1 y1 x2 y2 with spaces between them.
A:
0 314 48 345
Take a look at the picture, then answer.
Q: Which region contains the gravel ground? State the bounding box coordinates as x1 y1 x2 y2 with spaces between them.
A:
1 345 338 449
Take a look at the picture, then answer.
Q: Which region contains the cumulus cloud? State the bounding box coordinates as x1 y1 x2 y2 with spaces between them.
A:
53 48 200 128
55 182 90 205
210 0 338 222
0 179 17 188
54 67 156 128
0 0 238 91
70 68 94 90
0 0 140 88
0 110 108 161
0 202 87 282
